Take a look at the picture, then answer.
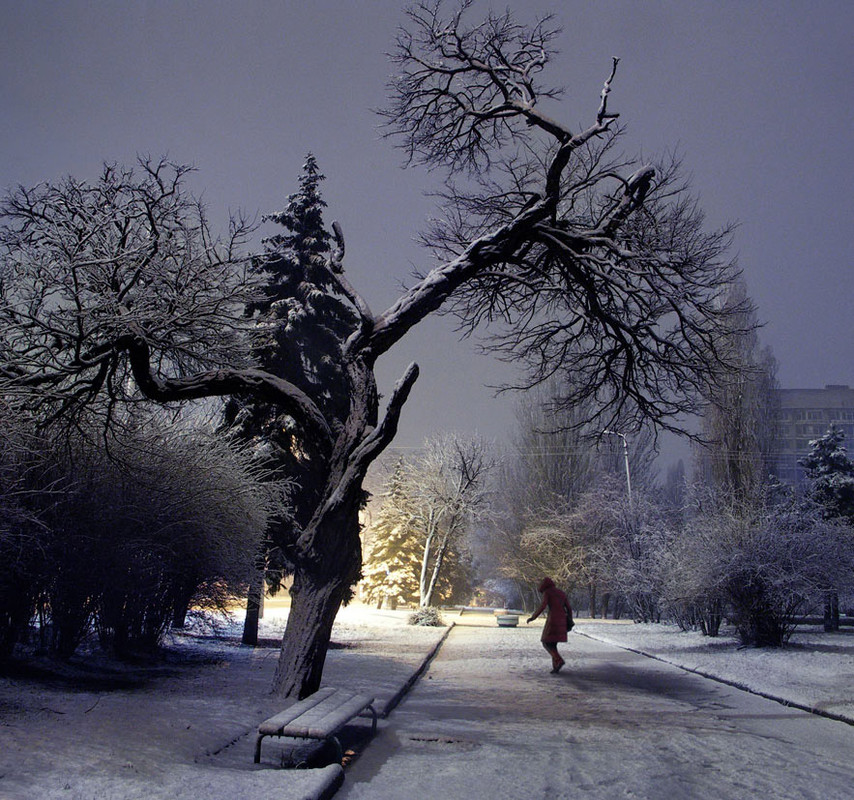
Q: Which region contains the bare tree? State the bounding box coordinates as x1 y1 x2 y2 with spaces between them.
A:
575 478 669 623
480 377 657 614
404 434 493 607
1 3 746 697
479 382 600 609
695 279 779 504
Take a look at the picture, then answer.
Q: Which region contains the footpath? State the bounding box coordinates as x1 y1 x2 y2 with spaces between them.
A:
337 622 854 800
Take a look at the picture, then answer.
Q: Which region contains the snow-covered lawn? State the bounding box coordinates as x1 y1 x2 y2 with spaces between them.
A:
0 604 447 800
577 618 854 723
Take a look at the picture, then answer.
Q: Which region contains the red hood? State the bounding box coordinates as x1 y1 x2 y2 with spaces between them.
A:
538 577 555 592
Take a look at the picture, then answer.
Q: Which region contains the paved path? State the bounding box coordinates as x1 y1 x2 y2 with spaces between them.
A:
338 624 854 799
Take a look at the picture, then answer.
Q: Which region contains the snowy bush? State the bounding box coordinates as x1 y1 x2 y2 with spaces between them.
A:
659 515 727 636
0 412 285 660
664 496 854 647
88 420 282 656
0 405 64 658
408 606 444 626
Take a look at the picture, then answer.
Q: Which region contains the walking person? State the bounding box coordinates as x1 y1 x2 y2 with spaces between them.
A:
526 577 573 673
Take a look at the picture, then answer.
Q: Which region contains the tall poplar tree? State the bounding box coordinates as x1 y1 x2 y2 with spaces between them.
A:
696 280 779 505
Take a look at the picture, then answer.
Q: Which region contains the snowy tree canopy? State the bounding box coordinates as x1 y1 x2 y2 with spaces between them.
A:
800 426 854 522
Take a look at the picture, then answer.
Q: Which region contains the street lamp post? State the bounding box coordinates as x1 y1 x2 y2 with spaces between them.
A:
602 429 632 507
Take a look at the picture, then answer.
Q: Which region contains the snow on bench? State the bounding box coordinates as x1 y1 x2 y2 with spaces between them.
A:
253 687 377 765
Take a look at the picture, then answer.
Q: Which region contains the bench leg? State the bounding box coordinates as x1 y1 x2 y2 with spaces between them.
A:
254 734 265 764
359 704 378 735
330 735 344 766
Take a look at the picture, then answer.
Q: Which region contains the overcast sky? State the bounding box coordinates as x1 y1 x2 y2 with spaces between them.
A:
2 0 852 456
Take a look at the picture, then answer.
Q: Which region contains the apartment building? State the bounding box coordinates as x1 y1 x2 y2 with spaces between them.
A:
773 384 854 484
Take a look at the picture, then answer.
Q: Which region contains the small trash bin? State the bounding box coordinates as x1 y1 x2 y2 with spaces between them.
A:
496 614 519 627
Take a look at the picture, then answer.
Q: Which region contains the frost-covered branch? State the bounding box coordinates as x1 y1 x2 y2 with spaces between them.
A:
0 158 260 420
375 2 746 434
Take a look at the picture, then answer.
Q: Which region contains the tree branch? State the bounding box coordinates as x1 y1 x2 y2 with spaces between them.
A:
326 220 375 348
297 362 420 559
120 334 333 447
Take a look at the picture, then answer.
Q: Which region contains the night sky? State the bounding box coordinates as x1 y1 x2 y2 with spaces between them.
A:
3 0 852 456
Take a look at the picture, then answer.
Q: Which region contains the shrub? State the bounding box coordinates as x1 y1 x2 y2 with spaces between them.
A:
408 606 444 626
665 496 854 647
0 410 284 660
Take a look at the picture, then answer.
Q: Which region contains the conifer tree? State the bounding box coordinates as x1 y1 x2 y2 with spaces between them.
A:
229 153 355 450
800 426 854 631
361 460 421 608
225 155 356 641
800 426 854 522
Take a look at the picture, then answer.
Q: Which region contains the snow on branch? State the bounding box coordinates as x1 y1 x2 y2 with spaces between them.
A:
326 220 375 345
382 0 566 173
121 333 333 446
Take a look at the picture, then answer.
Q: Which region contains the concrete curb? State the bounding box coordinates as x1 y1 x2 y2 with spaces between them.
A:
305 764 345 800
577 630 854 728
380 622 455 717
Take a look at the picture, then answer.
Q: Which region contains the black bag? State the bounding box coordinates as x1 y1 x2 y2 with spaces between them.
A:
566 614 574 632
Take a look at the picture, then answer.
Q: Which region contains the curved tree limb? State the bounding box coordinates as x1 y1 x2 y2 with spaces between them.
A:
120 333 333 447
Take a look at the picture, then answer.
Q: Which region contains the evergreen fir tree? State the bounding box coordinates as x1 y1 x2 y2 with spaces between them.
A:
225 156 357 627
361 460 421 608
800 425 854 522
232 154 355 439
799 425 854 630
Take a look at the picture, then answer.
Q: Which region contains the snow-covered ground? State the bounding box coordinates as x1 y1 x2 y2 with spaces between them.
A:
577 618 854 723
2 605 852 800
0 604 447 800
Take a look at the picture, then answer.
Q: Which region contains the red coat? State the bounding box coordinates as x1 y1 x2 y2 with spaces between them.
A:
530 578 572 643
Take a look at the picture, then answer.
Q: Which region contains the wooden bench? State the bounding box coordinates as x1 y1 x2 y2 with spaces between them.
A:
254 687 377 765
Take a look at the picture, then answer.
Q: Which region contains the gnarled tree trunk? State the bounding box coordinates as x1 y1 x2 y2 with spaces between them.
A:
273 566 350 698
272 490 366 697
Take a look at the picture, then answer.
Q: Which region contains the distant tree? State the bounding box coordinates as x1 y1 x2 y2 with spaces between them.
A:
480 381 603 611
800 426 854 522
567 476 668 623
361 459 422 609
482 379 656 616
799 425 854 629
660 459 687 523
407 434 493 608
1 4 749 697
695 280 779 504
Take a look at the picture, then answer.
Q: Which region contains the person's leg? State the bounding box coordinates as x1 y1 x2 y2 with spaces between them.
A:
542 641 563 671
542 641 565 672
